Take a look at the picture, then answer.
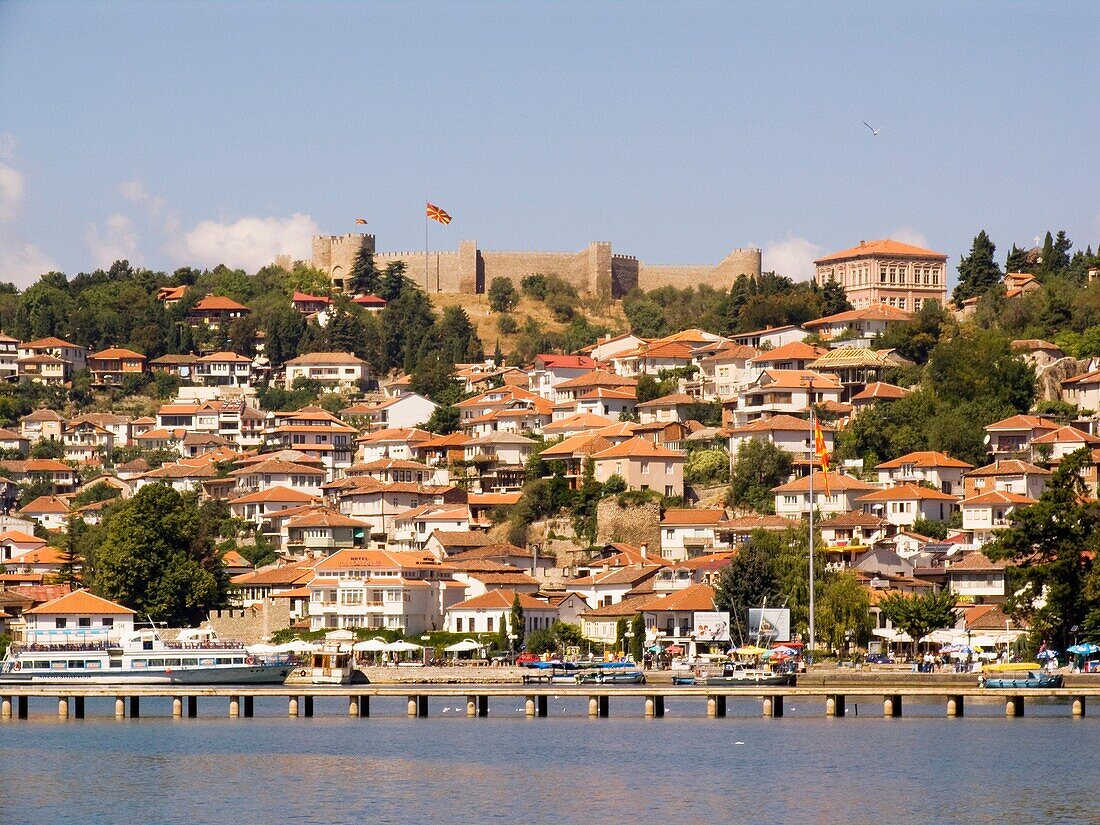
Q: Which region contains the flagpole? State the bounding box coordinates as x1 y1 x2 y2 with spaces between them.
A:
424 203 430 291
805 376 816 666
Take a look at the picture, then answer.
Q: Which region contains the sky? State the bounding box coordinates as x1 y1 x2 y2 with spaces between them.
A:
1 0 1099 288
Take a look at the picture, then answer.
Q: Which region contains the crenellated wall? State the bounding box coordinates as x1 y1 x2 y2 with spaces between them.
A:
308 234 759 298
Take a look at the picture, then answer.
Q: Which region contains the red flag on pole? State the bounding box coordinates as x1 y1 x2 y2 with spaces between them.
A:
814 420 831 497
426 202 452 225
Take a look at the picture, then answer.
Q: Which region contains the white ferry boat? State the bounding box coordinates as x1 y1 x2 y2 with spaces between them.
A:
0 627 295 685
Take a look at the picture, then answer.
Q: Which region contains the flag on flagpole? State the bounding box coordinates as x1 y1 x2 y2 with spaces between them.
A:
426 202 452 225
354 218 368 225
813 420 831 497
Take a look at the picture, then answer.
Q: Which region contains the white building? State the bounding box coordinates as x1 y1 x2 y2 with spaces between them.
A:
444 589 557 635
284 352 370 391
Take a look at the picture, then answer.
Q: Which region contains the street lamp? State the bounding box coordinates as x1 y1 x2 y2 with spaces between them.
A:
624 630 635 661
421 634 430 666
508 633 517 661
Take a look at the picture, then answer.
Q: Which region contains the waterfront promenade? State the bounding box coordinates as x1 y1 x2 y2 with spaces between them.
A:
3 680 1099 721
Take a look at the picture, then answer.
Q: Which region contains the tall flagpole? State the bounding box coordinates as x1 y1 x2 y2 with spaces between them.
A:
805 376 816 665
424 203 430 291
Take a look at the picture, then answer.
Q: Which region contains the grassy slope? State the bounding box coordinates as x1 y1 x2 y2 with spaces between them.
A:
430 293 629 356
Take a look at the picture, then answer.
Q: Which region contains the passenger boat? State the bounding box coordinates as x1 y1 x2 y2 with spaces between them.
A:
979 663 1063 689
704 661 796 687
575 661 646 685
521 661 588 685
284 643 364 685
0 627 295 685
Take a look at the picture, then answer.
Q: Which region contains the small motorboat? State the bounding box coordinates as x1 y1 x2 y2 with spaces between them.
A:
705 661 796 687
575 661 646 685
980 663 1063 689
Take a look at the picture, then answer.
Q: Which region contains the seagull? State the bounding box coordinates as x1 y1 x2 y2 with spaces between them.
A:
862 120 881 136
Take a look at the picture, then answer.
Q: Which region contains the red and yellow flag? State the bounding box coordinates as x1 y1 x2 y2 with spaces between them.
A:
426 202 452 225
814 420 831 497
354 217 368 225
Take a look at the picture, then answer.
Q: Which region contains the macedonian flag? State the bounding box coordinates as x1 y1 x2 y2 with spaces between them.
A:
426 202 452 225
354 217 368 225
814 420 831 497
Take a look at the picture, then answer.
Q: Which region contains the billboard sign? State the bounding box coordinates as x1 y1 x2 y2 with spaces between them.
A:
693 611 731 642
748 608 791 642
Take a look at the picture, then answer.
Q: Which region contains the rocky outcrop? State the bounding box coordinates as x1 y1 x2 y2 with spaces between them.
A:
1034 356 1091 402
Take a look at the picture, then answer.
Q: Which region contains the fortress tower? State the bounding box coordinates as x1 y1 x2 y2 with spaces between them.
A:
312 233 376 291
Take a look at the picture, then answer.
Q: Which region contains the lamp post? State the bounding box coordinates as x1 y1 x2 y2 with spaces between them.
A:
508 633 517 663
421 634 430 666
624 630 635 662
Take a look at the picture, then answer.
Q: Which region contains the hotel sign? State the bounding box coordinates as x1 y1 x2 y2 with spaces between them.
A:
693 612 731 642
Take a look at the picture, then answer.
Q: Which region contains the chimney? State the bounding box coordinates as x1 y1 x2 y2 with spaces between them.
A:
859 240 865 247
640 543 648 559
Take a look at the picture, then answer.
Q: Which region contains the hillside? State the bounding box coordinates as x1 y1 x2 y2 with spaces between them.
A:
430 292 629 355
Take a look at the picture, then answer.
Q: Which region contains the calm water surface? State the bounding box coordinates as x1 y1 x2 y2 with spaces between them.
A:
0 695 1096 825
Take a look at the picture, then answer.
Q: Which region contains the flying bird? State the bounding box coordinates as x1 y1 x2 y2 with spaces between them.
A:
862 120 881 136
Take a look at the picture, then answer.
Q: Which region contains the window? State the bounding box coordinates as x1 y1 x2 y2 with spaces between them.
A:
486 617 494 632
455 617 463 633
79 617 91 627
55 618 67 628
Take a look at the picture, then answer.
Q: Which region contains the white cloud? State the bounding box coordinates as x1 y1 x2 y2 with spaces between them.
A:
119 178 165 212
180 212 319 271
85 213 141 268
888 226 930 249
0 161 25 221
0 237 57 285
761 234 824 281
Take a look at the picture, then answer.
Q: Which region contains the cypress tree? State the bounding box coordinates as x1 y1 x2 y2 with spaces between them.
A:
953 230 1002 304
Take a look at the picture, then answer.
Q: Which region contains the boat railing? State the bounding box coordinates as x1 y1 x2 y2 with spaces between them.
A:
163 640 246 650
15 641 111 652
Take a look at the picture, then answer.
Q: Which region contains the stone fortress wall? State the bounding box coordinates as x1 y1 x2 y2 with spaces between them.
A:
309 233 761 298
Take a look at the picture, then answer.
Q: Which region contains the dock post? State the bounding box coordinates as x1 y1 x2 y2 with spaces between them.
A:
947 695 964 717
525 695 536 717
707 695 726 718
243 696 254 718
172 697 183 718
187 696 197 718
16 695 27 720
1 696 11 719
1072 696 1086 717
466 695 477 717
303 696 314 717
884 695 902 718
588 696 599 718
57 697 69 720
763 696 783 717
348 696 360 717
407 696 418 717
1005 696 1024 717
645 696 655 718
115 697 125 719
288 696 299 717
128 697 140 718
477 695 488 717
229 697 240 718
826 694 845 717
74 696 85 719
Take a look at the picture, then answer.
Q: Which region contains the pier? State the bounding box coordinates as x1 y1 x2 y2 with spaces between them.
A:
0 684 1096 721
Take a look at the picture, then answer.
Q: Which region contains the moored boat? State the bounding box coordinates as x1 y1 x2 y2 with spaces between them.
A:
0 626 295 685
575 661 646 685
704 661 796 687
979 663 1063 689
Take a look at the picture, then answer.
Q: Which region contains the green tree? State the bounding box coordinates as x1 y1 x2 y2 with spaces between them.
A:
877 587 958 657
29 438 64 460
525 627 555 655
614 616 628 654
379 260 412 302
685 447 731 485
1005 244 1032 274
349 243 379 295
495 616 509 653
510 593 526 650
953 230 1002 304
987 447 1098 652
816 571 872 652
630 612 645 661
821 276 852 316
89 485 229 625
911 517 949 540
927 328 1035 413
727 439 793 513
713 535 781 642
488 277 519 312
424 404 460 434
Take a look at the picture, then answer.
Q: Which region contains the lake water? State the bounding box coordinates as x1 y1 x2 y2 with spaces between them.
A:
0 695 1095 825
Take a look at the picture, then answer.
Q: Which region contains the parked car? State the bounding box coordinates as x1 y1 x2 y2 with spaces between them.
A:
516 653 540 666
864 653 893 664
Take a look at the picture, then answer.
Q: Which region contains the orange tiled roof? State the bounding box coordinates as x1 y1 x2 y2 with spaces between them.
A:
26 588 135 615
815 239 947 264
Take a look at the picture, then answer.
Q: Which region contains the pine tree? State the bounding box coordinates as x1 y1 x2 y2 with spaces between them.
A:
492 340 503 367
1005 244 1031 274
510 593 525 650
1051 230 1073 274
349 243 378 295
1038 231 1055 277
952 230 1002 304
821 276 853 316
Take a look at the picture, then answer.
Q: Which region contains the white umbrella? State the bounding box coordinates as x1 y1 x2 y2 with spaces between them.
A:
246 643 279 654
385 640 424 652
277 640 317 653
444 639 484 653
352 638 391 652
325 629 354 642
